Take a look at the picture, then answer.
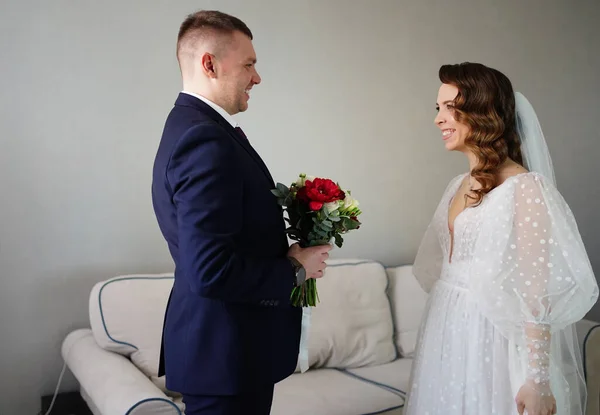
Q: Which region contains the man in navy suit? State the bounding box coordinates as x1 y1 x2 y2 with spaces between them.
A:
151 10 331 415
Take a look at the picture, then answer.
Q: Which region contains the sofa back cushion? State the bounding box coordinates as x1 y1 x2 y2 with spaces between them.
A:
296 259 397 371
385 265 429 357
88 260 398 382
89 274 173 378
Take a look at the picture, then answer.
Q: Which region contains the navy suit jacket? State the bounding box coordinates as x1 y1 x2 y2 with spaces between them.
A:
151 93 302 395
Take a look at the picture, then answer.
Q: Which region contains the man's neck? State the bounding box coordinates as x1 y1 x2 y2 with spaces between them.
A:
181 90 238 129
183 87 223 108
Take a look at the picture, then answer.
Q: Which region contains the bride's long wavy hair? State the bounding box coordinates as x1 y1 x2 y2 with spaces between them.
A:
439 62 523 206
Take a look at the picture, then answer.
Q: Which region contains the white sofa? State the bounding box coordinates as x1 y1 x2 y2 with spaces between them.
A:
62 259 600 415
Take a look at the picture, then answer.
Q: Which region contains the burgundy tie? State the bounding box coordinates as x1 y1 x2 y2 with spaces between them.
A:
235 126 248 141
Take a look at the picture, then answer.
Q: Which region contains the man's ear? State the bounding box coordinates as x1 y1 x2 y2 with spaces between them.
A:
201 52 217 78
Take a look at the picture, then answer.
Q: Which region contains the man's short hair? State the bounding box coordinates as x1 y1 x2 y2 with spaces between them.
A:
176 10 253 62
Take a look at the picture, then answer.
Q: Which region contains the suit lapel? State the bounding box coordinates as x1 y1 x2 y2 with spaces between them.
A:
225 125 275 186
175 93 275 187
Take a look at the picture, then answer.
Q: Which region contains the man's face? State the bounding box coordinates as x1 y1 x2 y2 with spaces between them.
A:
215 31 261 115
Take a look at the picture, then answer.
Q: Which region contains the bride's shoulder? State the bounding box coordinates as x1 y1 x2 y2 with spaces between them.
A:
503 171 555 192
493 171 562 208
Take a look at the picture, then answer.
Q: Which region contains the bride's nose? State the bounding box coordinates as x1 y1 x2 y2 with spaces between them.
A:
434 112 445 126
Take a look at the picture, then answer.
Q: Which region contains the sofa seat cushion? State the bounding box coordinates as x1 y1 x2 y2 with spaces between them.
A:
296 259 397 371
272 368 404 415
346 357 413 398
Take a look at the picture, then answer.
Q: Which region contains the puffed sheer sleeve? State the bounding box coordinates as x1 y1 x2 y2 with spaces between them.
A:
413 174 465 293
471 173 598 395
413 217 444 293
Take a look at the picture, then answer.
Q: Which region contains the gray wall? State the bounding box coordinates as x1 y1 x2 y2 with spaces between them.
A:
1 0 598 413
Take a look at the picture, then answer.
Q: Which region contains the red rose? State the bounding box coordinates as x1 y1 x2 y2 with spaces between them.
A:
295 187 309 203
308 201 324 211
303 178 345 211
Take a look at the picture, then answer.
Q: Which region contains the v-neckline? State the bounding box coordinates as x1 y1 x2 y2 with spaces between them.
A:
445 171 534 264
447 173 472 236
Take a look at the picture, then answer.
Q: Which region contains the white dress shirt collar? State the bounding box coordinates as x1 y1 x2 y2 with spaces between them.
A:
181 91 239 129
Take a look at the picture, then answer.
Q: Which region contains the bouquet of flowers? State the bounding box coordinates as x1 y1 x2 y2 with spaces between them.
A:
271 174 362 307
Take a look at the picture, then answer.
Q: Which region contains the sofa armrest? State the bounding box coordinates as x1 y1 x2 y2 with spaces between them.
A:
62 329 182 415
576 319 600 415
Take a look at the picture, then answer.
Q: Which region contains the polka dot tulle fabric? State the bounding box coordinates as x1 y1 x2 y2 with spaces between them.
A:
406 172 598 414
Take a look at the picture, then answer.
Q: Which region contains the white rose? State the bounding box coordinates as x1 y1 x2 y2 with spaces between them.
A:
295 174 315 187
344 193 359 209
324 201 340 214
295 174 306 187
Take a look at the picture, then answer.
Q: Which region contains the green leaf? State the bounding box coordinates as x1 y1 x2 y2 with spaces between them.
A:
315 229 329 238
271 189 283 198
341 217 360 231
276 183 289 194
334 234 344 247
319 223 333 233
283 194 294 207
348 219 361 230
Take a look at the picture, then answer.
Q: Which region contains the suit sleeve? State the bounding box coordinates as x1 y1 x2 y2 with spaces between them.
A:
167 123 295 304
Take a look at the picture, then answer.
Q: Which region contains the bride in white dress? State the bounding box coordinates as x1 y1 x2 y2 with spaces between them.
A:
404 62 598 415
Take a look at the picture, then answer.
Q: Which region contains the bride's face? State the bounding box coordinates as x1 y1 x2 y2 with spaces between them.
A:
434 83 470 152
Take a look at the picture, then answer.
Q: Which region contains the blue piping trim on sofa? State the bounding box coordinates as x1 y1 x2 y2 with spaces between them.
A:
125 397 182 415
583 323 600 381
336 369 406 414
336 368 406 397
383 264 411 269
99 275 174 350
363 404 404 415
328 260 380 268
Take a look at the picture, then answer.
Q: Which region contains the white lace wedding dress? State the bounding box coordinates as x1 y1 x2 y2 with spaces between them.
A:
404 172 598 415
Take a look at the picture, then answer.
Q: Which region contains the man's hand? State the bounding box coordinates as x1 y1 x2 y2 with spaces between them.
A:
288 243 331 279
